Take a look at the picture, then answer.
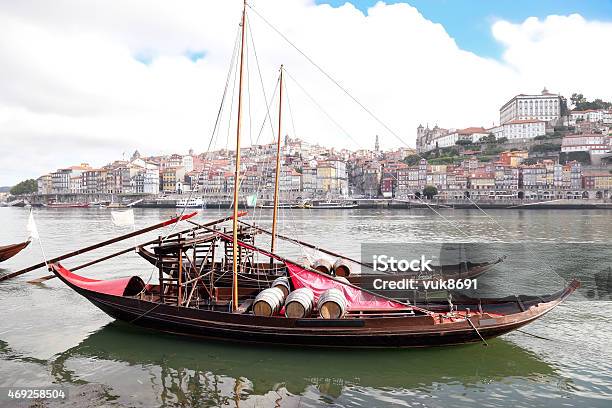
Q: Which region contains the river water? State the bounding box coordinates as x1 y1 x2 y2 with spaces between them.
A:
0 207 610 407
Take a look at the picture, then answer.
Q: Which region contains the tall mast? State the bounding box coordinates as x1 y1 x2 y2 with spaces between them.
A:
231 0 247 311
271 65 283 254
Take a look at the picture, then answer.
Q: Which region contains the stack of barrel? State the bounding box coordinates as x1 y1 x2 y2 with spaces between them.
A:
252 277 290 317
252 276 349 319
311 258 352 277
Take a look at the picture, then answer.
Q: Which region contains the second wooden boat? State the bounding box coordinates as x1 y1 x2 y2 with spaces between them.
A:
0 240 30 263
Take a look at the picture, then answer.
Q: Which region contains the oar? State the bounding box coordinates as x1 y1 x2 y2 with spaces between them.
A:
1 212 197 282
25 212 247 284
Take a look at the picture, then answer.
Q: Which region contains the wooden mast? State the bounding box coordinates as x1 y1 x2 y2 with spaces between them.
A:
231 0 248 311
271 65 283 254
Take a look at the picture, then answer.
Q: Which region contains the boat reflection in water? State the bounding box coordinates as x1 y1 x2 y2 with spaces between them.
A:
47 322 556 407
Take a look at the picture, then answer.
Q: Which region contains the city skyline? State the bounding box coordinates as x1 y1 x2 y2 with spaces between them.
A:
1 0 611 185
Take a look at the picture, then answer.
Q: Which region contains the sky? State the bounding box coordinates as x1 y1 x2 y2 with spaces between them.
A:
0 0 611 186
318 0 612 57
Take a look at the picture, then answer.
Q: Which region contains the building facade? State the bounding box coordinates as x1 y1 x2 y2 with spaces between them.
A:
500 88 564 125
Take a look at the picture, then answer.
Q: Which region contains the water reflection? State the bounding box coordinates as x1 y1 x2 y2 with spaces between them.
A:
41 323 557 407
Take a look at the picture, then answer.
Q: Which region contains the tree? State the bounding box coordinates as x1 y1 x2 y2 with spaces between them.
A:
480 133 497 144
529 143 561 154
403 154 421 166
570 92 612 110
455 139 473 146
559 151 591 165
497 137 508 144
570 93 586 109
10 179 37 195
560 96 569 116
423 185 438 199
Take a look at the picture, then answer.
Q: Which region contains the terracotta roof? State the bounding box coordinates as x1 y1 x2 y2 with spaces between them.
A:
458 127 486 134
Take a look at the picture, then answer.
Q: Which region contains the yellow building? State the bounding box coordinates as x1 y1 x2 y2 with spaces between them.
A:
162 166 185 193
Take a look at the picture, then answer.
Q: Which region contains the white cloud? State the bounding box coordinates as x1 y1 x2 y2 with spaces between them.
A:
0 1 610 185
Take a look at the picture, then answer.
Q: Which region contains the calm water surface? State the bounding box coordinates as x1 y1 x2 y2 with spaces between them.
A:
0 207 610 407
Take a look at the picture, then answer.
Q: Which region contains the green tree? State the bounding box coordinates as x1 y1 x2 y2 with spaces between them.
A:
480 133 497 144
455 139 473 146
497 137 508 144
422 185 438 199
571 92 612 110
570 93 586 108
529 143 561 154
558 151 591 165
403 154 421 166
10 179 38 195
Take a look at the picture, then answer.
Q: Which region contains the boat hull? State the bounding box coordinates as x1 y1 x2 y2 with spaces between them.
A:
53 267 577 348
0 240 30 262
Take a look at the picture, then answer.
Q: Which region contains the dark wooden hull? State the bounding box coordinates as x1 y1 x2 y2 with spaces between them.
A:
51 265 578 348
0 240 30 262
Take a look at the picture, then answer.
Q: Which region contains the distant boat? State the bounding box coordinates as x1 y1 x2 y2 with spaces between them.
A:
47 202 90 208
176 197 205 208
0 240 30 263
8 199 28 207
259 202 297 209
311 200 358 209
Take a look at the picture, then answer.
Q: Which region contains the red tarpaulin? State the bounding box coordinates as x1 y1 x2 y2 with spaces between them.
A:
285 262 408 311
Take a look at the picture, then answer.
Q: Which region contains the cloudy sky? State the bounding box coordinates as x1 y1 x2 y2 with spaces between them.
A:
0 0 611 186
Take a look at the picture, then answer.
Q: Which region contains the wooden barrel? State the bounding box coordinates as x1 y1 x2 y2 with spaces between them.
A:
333 259 352 277
253 287 285 317
272 277 291 297
312 258 333 275
284 288 315 318
317 288 347 319
334 276 349 285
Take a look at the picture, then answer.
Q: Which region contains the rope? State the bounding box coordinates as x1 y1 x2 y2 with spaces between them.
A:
466 317 488 346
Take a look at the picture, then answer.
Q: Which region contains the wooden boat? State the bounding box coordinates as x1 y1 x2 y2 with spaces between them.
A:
48 226 580 348
0 240 30 262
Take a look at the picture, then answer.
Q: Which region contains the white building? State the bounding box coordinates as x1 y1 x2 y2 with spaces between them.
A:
182 155 194 173
436 127 488 147
561 134 611 155
142 164 160 194
50 165 89 193
500 88 563 125
69 176 83 194
489 119 546 141
570 109 605 124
